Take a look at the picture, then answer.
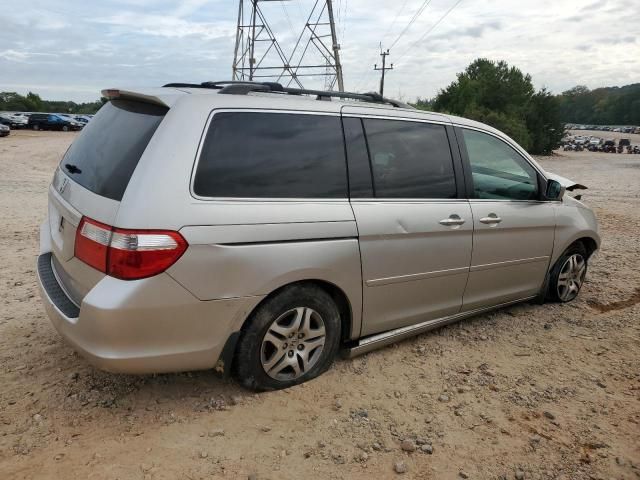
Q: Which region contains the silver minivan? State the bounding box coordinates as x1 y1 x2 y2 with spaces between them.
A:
37 82 600 391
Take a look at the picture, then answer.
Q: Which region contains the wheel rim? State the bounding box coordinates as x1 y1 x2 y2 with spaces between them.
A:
260 307 326 381
557 253 586 301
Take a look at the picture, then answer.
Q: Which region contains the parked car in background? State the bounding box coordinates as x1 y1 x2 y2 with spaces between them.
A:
73 115 91 125
561 135 573 145
602 139 617 152
573 135 589 146
28 113 83 131
36 81 600 391
0 124 10 137
618 138 631 147
0 113 28 129
588 137 602 147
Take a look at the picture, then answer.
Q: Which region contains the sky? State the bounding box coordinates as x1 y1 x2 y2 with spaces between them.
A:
1 0 638 103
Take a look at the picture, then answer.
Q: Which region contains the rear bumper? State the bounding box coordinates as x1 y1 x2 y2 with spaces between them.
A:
37 252 263 374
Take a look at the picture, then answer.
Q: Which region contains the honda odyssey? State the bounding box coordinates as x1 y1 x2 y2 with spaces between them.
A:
37 81 600 391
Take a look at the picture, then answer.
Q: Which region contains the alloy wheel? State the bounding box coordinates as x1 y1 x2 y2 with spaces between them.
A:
557 253 586 301
260 307 326 381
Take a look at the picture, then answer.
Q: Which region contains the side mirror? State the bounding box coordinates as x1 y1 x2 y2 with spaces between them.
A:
545 179 565 200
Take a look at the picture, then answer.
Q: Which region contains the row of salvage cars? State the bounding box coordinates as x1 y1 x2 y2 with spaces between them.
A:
562 135 639 153
0 112 93 134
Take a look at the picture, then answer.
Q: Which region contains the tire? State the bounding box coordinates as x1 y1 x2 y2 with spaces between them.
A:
62 125 69 132
33 124 39 131
234 284 341 391
546 242 588 303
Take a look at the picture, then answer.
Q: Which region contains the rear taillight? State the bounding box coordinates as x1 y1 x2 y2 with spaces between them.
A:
75 217 111 272
74 217 187 280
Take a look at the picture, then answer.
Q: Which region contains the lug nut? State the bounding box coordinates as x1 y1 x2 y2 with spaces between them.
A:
288 350 294 357
297 344 304 351
298 333 304 339
283 343 288 349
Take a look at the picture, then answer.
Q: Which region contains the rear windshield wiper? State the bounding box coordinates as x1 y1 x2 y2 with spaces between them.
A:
64 163 82 175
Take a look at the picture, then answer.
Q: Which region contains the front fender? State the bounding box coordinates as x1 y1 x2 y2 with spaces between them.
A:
551 202 600 267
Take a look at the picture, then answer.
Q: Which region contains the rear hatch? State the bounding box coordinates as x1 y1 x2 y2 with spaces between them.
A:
46 98 169 304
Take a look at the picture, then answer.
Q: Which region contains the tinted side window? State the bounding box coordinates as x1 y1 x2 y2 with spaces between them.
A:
461 129 539 200
194 112 347 198
362 119 456 199
342 117 373 197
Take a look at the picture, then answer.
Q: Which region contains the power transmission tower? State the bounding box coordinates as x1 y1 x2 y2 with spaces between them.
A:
374 49 393 96
232 0 345 91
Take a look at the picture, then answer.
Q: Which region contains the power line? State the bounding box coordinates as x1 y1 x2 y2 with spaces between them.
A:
355 0 424 90
355 0 464 92
280 1 296 39
352 47 381 91
340 0 348 43
395 0 465 62
388 0 433 50
380 0 410 45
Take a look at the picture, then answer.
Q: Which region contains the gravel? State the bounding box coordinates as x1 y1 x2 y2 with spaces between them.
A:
1 134 639 480
393 460 408 474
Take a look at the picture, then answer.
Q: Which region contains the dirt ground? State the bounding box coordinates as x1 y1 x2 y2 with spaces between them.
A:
1 130 638 480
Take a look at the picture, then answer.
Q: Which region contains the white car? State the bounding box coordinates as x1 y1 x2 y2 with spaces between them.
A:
0 113 28 128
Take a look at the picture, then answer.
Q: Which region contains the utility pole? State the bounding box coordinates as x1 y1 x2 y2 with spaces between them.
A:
374 49 393 96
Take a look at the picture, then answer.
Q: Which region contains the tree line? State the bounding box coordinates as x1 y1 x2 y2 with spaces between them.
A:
0 92 106 115
415 58 639 155
557 83 640 126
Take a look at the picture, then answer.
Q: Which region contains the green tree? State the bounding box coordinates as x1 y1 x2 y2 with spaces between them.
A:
526 89 564 155
0 91 105 114
556 83 640 125
424 58 564 154
25 92 43 111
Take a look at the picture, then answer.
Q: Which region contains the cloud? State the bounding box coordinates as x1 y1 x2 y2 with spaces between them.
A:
580 0 608 11
0 50 59 62
428 20 503 42
93 13 234 40
599 36 636 44
0 0 639 103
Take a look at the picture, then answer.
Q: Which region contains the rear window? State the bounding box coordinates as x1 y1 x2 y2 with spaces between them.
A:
60 100 167 201
193 112 347 198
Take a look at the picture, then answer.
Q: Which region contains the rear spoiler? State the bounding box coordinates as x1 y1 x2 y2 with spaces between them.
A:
546 172 587 191
101 88 185 108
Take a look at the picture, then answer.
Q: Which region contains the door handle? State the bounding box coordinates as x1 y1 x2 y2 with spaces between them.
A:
439 214 465 226
479 213 502 225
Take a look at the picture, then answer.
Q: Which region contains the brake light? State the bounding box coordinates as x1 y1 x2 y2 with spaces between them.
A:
75 217 111 272
74 217 187 280
109 228 187 280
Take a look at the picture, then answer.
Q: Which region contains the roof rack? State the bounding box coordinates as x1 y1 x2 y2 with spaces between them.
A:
162 81 413 109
